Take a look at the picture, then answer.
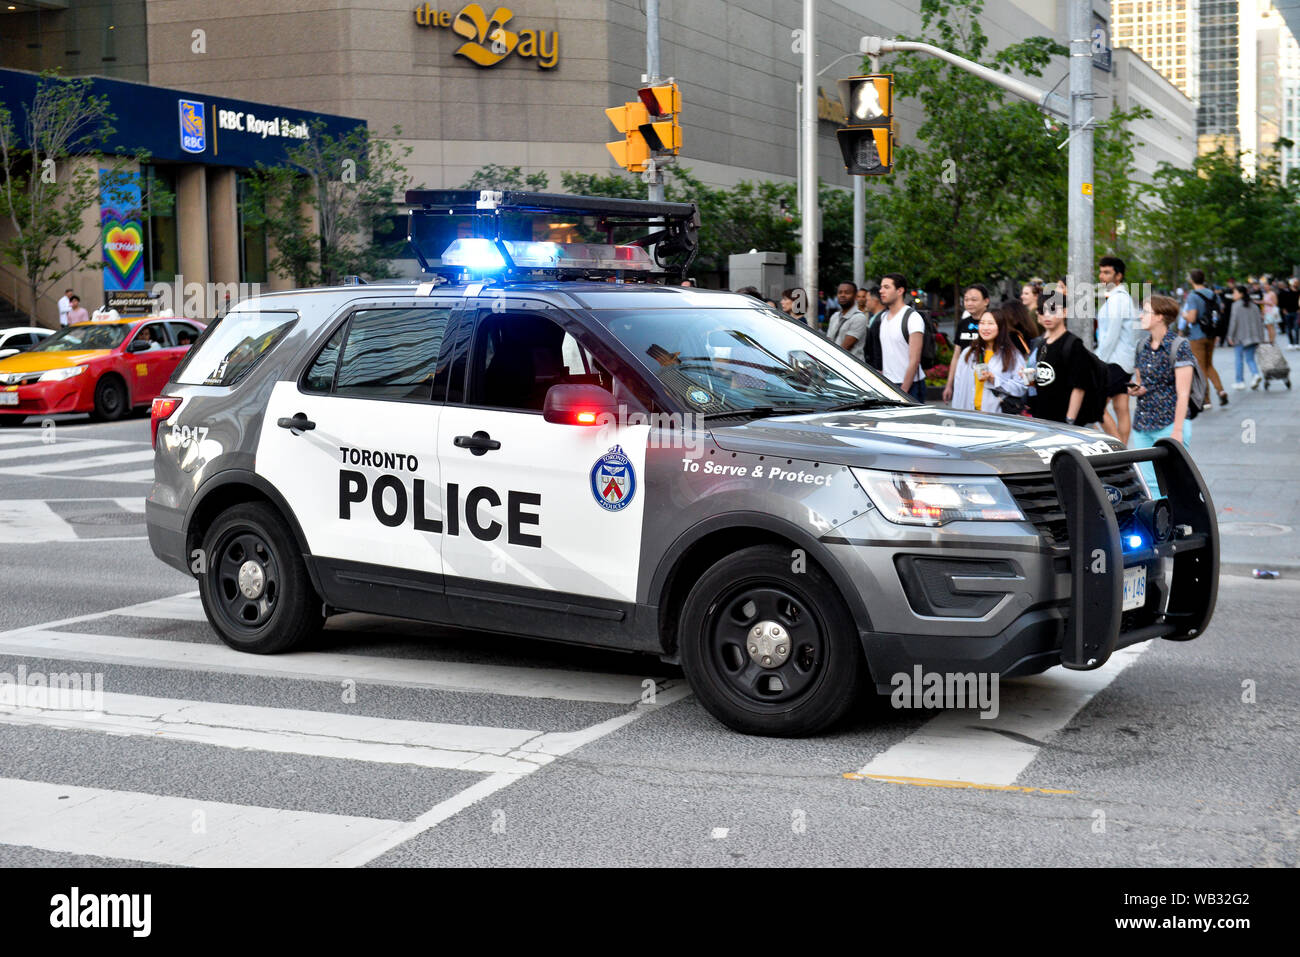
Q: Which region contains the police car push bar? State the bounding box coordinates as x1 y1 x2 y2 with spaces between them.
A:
1050 438 1219 671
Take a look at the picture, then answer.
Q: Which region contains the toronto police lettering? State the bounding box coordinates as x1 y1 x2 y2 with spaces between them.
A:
336 447 540 547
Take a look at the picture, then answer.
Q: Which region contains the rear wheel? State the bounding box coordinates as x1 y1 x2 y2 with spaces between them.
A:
92 375 128 421
198 502 322 654
677 544 866 736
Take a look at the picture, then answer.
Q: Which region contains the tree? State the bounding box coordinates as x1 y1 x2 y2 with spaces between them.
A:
461 164 549 192
862 0 1067 311
0 72 163 324
244 121 413 287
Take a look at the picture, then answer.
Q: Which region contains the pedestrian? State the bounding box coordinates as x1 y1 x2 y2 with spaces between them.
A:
1261 288 1281 345
1179 269 1229 408
860 284 883 321
57 289 73 327
680 278 695 287
1282 278 1300 350
1020 281 1042 318
1096 255 1142 444
1027 296 1102 427
941 283 991 403
65 295 90 324
825 280 868 361
949 304 1027 413
1226 284 1265 389
865 273 927 400
1001 298 1039 355
1129 295 1197 493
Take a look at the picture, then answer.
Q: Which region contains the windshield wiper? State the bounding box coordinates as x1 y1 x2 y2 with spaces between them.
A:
700 405 823 421
824 397 914 412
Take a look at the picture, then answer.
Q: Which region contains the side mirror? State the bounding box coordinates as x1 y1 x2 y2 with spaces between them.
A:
127 339 150 353
543 383 619 426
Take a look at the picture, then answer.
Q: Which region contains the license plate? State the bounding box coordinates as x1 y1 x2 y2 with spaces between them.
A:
0 392 17 406
1122 565 1147 611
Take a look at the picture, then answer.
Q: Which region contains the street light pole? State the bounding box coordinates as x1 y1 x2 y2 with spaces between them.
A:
645 0 665 203
801 0 818 324
1066 0 1095 345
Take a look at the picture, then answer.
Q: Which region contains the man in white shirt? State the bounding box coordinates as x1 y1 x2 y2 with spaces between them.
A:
57 289 73 327
1095 255 1142 444
825 281 868 362
869 273 927 400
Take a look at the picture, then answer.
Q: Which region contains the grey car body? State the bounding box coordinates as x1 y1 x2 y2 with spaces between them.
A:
147 281 1208 734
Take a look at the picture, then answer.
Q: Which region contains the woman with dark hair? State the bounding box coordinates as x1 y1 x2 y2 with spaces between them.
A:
950 304 1027 413
1226 284 1265 389
1001 298 1040 355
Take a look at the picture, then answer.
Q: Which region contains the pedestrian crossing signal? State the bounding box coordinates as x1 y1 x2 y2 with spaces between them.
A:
606 82 681 171
835 75 893 175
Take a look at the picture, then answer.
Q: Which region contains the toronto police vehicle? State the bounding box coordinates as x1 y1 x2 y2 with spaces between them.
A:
146 190 1219 736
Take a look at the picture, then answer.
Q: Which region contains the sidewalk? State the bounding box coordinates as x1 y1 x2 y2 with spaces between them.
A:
1182 342 1299 573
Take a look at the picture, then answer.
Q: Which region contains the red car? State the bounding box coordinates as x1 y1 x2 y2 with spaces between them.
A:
0 317 206 422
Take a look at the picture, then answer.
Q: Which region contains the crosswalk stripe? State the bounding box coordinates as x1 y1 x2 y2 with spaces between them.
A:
0 440 126 461
0 691 546 774
0 777 404 868
854 644 1150 787
0 630 665 704
0 501 79 543
0 449 153 476
117 595 206 621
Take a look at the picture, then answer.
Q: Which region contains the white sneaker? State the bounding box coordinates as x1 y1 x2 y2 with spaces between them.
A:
1251 373 1262 390
1234 382 1246 390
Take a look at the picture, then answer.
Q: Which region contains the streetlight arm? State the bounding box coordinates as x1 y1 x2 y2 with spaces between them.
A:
860 36 1069 119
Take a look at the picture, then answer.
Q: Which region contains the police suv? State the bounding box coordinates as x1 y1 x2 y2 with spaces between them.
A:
146 191 1219 736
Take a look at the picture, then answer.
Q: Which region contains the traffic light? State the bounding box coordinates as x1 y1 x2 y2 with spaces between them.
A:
606 82 681 172
835 74 893 175
605 101 651 172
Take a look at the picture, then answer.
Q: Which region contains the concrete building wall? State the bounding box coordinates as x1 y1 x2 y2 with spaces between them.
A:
1112 47 1199 182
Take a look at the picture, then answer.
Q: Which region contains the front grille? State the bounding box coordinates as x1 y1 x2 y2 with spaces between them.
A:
1004 464 1148 548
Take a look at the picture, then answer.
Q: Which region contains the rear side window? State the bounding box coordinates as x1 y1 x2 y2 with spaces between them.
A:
174 310 298 386
310 307 451 402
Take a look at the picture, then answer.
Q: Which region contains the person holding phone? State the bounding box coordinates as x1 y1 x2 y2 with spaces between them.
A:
1129 295 1196 493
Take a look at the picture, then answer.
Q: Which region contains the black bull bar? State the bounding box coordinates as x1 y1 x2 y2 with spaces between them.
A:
1050 438 1219 671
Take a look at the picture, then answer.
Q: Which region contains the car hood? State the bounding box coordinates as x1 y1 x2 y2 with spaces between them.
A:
0 350 106 374
708 405 1123 476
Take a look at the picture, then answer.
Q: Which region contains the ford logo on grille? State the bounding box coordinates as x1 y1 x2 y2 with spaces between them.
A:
1102 484 1124 505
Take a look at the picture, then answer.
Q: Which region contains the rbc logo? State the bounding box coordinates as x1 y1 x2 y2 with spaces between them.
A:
179 99 206 154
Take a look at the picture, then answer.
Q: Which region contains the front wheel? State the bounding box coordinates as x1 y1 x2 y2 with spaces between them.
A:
198 502 322 654
92 375 128 421
677 544 867 736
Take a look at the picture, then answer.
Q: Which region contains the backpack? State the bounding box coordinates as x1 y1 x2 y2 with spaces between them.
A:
896 306 938 369
1191 289 1219 338
1171 336 1208 420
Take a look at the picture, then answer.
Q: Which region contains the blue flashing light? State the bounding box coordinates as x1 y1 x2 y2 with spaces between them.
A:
1126 534 1144 550
441 238 506 271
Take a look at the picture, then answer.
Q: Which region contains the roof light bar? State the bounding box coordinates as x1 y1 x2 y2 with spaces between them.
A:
441 238 656 273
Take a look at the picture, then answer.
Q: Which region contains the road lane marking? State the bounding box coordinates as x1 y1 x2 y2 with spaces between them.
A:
0 449 153 475
323 683 695 866
0 691 546 774
0 440 126 461
0 630 673 704
0 501 79 543
0 777 402 868
842 773 1075 794
117 594 206 621
853 644 1150 788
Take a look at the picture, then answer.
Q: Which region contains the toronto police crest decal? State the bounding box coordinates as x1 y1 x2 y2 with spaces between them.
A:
591 445 636 512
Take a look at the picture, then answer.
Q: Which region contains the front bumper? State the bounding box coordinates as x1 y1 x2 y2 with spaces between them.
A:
0 379 87 415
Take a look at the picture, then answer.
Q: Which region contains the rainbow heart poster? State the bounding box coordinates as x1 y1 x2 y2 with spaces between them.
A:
99 169 145 292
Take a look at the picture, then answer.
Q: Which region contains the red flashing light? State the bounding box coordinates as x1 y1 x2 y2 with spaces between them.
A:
151 396 182 447
575 410 598 425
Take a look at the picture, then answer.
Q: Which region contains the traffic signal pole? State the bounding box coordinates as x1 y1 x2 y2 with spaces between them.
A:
645 0 665 202
861 0 1097 346
801 0 818 324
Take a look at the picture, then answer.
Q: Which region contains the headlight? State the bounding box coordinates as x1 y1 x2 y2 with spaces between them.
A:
852 469 1025 526
37 366 88 382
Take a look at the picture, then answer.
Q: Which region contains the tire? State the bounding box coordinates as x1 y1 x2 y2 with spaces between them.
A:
92 375 128 421
677 544 867 736
198 501 322 654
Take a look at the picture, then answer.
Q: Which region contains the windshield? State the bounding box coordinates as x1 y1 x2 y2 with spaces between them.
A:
29 324 130 352
591 307 903 414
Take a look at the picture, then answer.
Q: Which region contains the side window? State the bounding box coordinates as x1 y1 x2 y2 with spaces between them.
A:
302 325 345 394
174 310 298 387
134 322 174 349
333 307 451 402
467 312 631 412
167 322 200 349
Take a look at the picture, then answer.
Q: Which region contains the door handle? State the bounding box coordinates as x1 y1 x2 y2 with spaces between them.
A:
277 413 316 433
453 431 501 455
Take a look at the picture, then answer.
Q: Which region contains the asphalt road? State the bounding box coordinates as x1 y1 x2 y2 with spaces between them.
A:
0 412 1296 867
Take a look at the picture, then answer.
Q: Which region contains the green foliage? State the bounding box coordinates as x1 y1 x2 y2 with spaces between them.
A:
461 164 550 192
244 121 413 287
557 170 641 198
0 71 166 322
